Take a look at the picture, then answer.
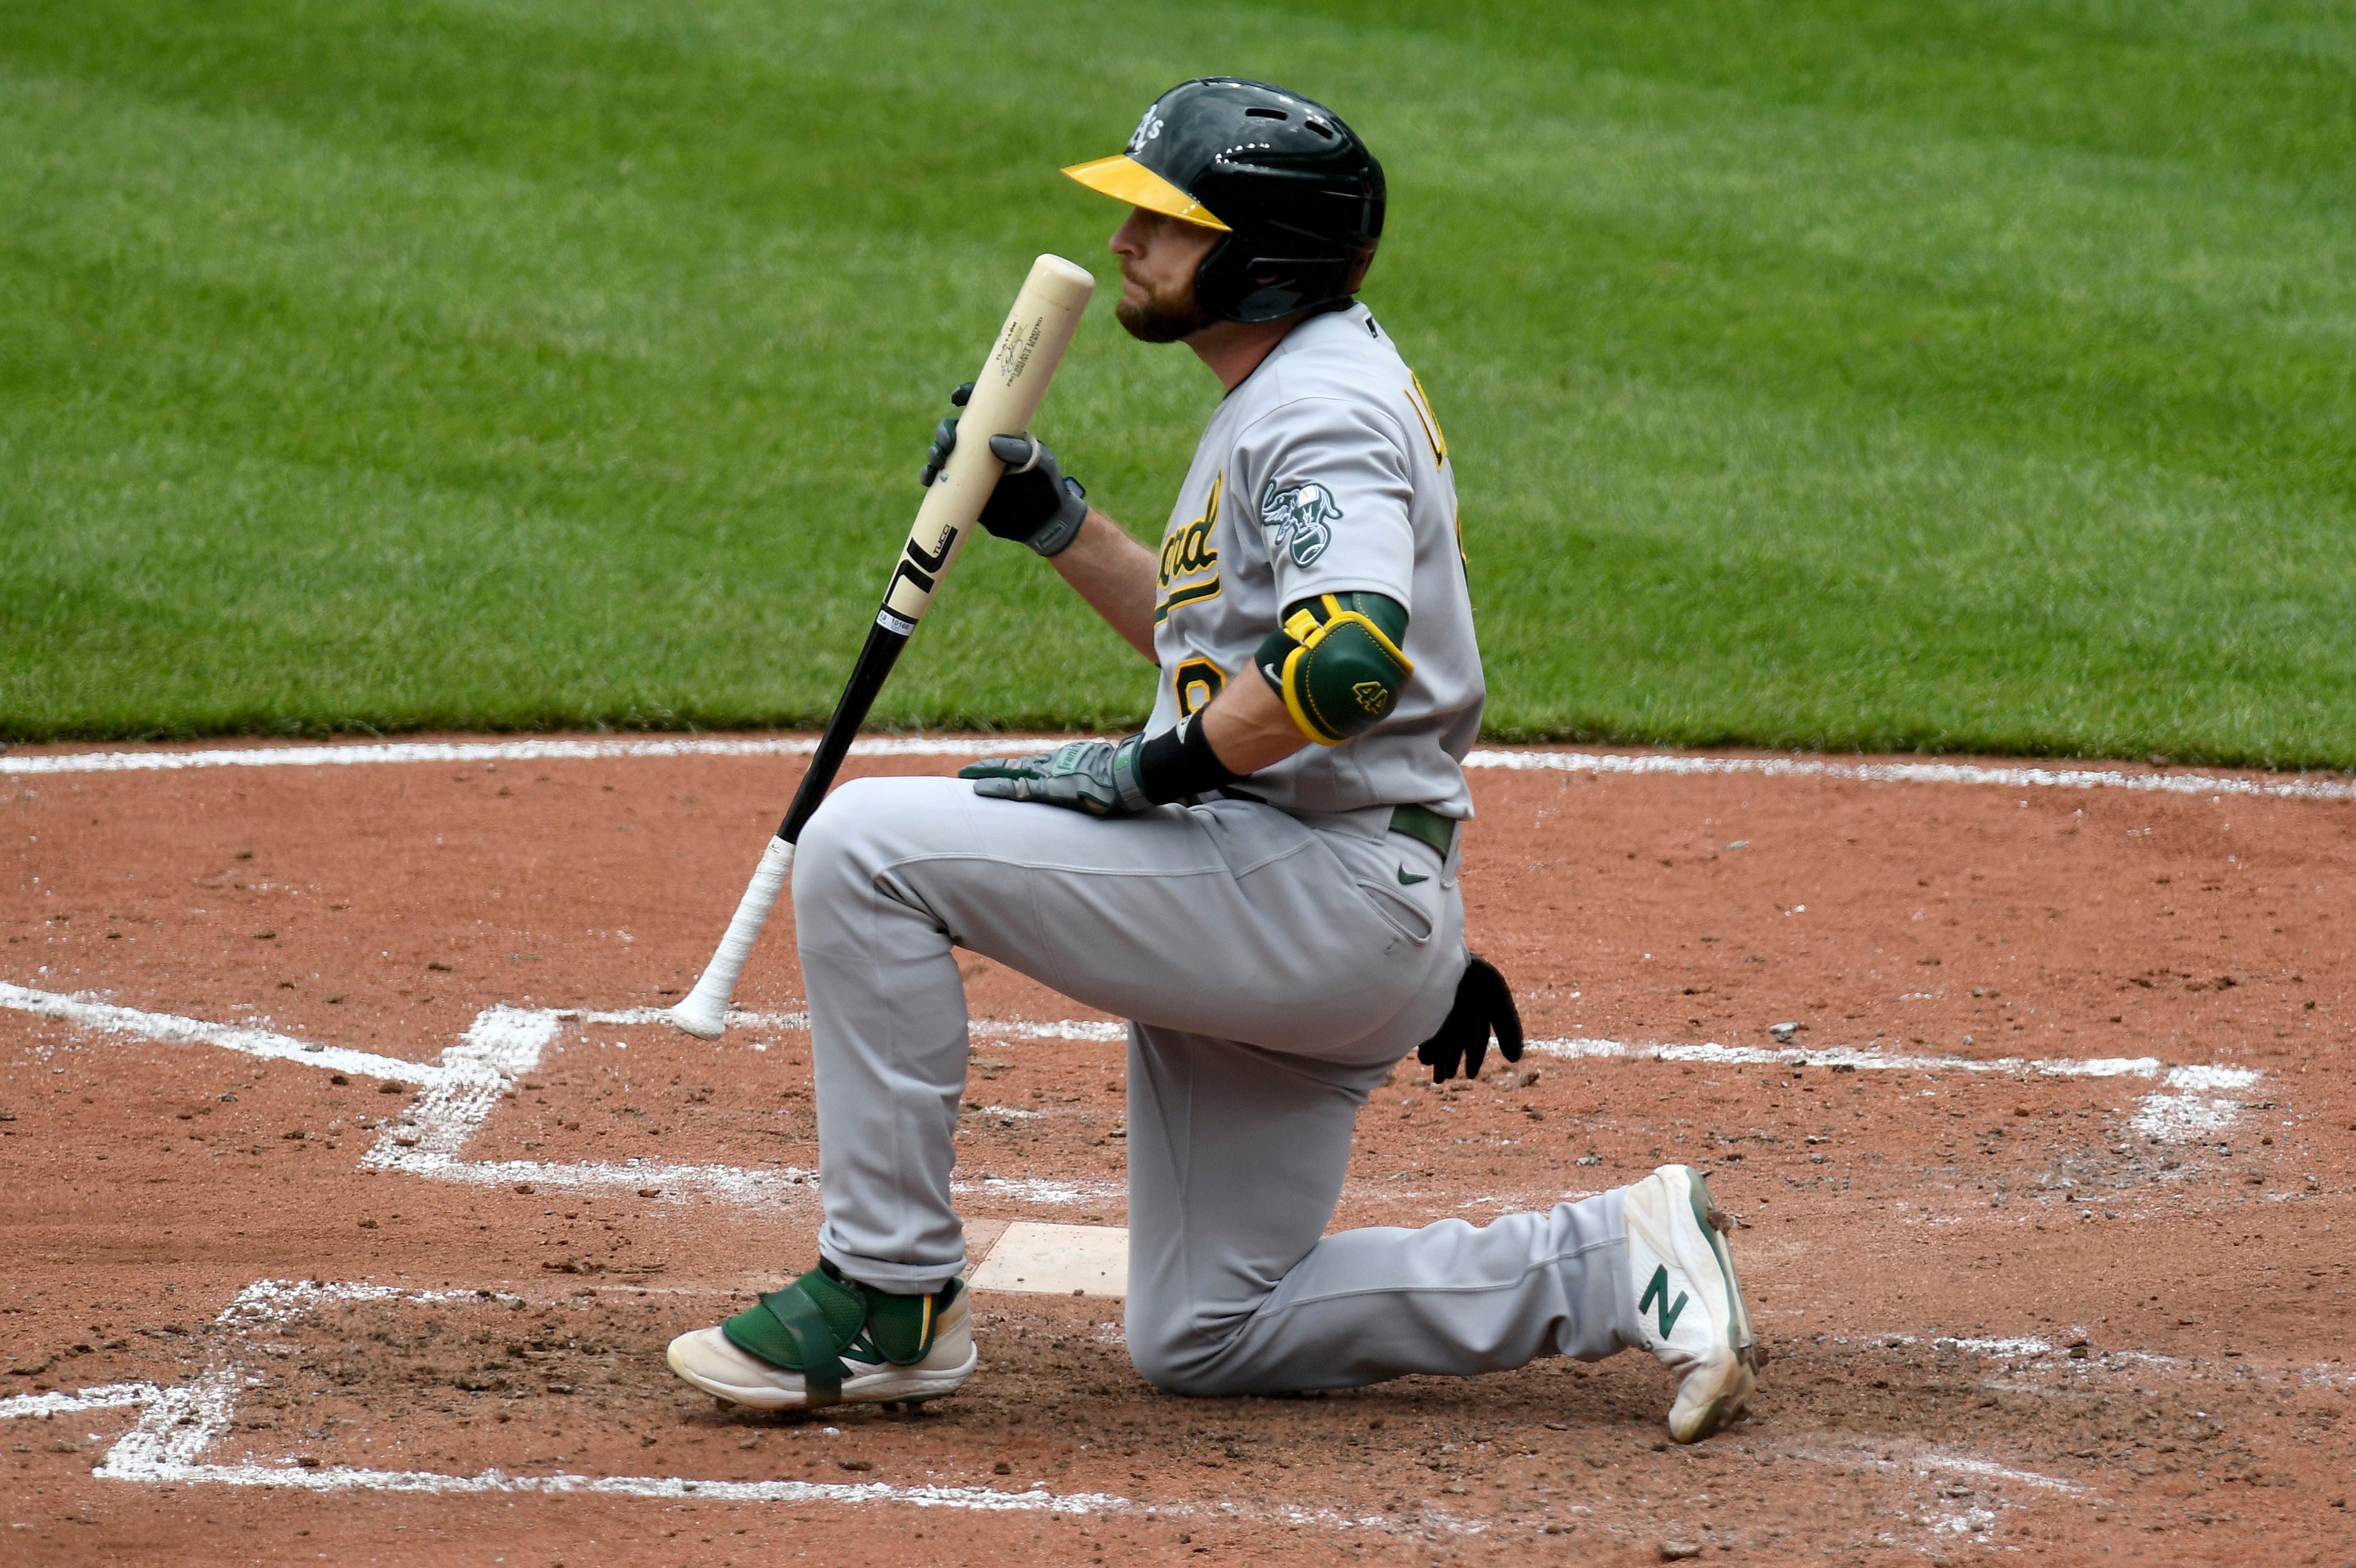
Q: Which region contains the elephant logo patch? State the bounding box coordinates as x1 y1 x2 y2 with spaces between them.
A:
1259 480 1342 567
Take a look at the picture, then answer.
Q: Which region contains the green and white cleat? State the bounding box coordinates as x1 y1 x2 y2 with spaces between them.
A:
665 1261 975 1412
1622 1164 1762 1443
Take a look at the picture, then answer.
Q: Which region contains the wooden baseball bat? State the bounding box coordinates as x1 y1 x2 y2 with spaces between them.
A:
667 253 1096 1040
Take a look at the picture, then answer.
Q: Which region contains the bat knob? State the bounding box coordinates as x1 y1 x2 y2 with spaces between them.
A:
668 993 729 1040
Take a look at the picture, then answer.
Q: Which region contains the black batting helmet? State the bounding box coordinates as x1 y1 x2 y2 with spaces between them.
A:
1063 78 1385 325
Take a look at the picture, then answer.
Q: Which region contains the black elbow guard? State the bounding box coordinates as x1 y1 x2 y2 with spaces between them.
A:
1254 592 1412 745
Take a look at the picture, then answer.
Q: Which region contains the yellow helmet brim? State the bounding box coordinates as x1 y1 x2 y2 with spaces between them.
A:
1060 155 1230 232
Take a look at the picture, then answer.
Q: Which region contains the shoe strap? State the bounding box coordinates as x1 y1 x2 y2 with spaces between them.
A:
754 1280 848 1408
866 1276 960 1364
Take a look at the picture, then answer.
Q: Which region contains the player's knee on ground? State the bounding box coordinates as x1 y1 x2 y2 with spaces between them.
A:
1124 1296 1270 1397
1124 1322 1227 1397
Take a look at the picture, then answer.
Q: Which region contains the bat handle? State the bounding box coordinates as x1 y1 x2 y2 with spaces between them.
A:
777 619 911 845
667 834 796 1039
662 622 911 1041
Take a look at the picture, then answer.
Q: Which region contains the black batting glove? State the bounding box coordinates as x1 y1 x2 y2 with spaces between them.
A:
919 383 1089 557
981 433 1090 556
1416 954 1525 1083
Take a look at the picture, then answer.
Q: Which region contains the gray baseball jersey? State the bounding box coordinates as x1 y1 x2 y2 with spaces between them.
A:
785 308 1651 1402
1144 303 1485 818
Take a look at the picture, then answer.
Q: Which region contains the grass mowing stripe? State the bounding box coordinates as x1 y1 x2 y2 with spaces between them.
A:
2 0 2350 760
0 57 1170 732
1270 0 2356 199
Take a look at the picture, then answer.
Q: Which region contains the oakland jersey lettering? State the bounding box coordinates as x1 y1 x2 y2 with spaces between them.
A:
1143 302 1484 818
1155 468 1222 624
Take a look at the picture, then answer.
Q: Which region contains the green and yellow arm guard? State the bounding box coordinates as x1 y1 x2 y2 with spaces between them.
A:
1254 592 1413 745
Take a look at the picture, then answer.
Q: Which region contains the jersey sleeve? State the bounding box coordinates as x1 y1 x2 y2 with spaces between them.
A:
1230 395 1417 615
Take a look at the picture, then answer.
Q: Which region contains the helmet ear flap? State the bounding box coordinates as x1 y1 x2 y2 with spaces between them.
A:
1190 234 1249 323
1192 237 1364 326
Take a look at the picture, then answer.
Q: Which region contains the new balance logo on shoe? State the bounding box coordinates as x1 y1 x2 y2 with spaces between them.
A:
1624 1166 1757 1443
1640 1264 1689 1339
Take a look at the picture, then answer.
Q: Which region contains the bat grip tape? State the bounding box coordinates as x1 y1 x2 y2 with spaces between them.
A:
668 834 795 1040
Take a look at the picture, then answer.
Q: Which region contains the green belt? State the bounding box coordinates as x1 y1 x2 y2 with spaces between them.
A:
1387 803 1458 860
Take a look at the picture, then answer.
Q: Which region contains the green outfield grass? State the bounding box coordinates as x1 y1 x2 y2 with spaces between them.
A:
4 1 2351 763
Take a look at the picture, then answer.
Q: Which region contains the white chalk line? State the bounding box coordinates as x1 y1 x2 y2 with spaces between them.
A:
98 1458 1129 1511
0 975 2259 1256
1773 1444 2072 1547
1527 1035 2172 1077
579 1007 1126 1046
1460 748 2356 803
6 736 2349 803
1790 1444 2080 1497
970 1018 1128 1044
3 980 2262 1222
0 1279 2064 1535
12 1279 1126 1515
0 735 1052 777
1526 1036 2258 1141
1919 1455 2080 1495
0 1383 162 1420
20 1278 1418 1532
18 1280 2340 1528
577 1006 806 1031
1939 1336 2056 1358
0 1305 2270 1537
0 983 1113 1209
0 955 2288 1530
0 981 438 1085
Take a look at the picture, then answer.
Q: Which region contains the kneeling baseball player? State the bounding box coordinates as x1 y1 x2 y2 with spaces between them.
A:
666 78 1761 1442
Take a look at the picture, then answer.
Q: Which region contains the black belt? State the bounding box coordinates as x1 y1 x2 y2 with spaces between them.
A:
1388 804 1458 860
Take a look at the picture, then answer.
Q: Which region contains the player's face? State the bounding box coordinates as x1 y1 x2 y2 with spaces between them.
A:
1109 207 1221 343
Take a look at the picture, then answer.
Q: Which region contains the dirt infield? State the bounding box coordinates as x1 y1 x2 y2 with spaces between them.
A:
3 735 2351 1565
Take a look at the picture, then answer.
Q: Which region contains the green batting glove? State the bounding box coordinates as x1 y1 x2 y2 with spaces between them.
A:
960 738 1151 817
955 748 1056 784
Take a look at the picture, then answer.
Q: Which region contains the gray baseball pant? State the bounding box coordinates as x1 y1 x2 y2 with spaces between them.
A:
791 774 1640 1394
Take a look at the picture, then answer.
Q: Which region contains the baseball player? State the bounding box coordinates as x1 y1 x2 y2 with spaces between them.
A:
666 78 1760 1443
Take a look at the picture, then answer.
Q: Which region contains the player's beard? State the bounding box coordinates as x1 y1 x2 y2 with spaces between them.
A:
1116 275 1217 344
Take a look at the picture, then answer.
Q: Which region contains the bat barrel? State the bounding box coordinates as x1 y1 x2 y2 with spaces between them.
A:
875 255 1098 631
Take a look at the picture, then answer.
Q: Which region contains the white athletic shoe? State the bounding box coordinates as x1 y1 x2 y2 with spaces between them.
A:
1622 1164 1761 1443
665 1271 976 1412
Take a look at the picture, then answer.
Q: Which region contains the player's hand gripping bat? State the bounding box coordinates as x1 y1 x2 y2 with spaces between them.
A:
666 253 1097 1040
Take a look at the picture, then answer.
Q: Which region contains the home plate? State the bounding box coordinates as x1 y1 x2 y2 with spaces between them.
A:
970 1222 1128 1297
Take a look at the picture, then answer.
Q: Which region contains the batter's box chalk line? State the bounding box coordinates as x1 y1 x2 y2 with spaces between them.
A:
0 1279 1128 1514
0 1297 2149 1547
1534 1037 2272 1213
7 734 2351 804
0 981 1116 1209
17 1289 2333 1531
0 1281 1449 1533
1525 1035 2264 1143
0 982 2266 1225
0 980 2293 1534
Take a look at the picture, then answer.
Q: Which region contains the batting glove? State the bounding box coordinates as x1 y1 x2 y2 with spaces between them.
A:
1415 954 1525 1083
960 737 1151 817
920 383 1089 557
